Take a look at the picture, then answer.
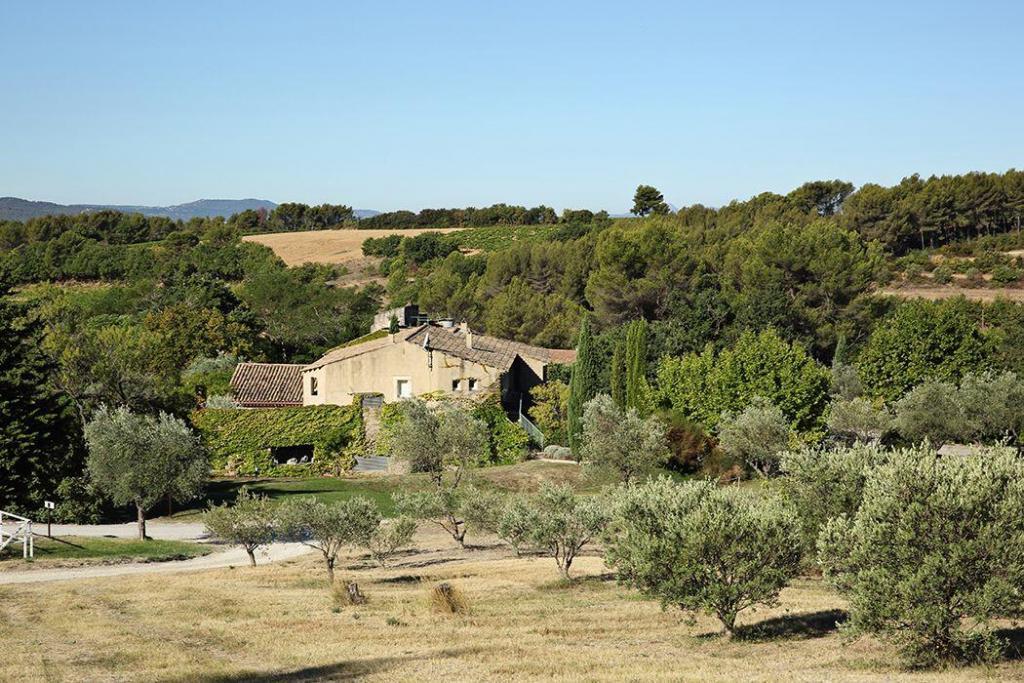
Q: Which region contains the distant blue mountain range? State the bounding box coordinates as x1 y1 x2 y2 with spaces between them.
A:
0 197 381 222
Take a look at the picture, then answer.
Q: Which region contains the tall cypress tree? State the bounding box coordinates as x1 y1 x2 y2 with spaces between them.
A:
0 280 82 513
567 316 600 456
610 339 626 408
625 319 649 413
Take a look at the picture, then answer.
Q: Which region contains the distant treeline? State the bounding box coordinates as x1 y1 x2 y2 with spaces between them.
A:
668 170 1024 255
357 204 609 229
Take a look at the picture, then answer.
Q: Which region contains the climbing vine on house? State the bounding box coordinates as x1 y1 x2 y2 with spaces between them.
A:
192 405 362 476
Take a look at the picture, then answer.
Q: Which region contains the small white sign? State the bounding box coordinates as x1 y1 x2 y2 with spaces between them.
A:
44 501 56 510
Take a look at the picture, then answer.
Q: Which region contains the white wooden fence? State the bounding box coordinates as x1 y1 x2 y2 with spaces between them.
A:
0 510 33 559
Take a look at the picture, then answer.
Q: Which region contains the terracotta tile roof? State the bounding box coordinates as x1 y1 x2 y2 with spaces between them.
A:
303 327 421 371
304 323 576 373
405 325 577 370
230 362 303 407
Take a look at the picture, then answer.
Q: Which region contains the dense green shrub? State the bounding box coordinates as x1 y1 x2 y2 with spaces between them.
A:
656 329 831 434
818 445 1024 667
858 298 990 400
605 478 802 636
191 405 361 476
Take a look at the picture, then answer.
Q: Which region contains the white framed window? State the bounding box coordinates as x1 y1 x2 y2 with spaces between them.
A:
395 378 412 399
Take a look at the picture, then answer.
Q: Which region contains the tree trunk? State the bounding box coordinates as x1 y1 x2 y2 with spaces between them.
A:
325 556 336 584
247 547 257 567
166 493 173 517
136 502 147 540
346 582 366 605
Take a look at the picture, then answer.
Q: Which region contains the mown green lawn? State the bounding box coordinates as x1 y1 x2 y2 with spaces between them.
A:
174 460 599 520
0 536 209 567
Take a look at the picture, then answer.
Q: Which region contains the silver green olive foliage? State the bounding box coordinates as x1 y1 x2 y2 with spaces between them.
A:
523 483 609 579
203 487 277 567
363 516 417 568
604 477 802 636
818 445 1024 667
891 378 965 446
716 397 793 477
893 371 1024 446
825 397 892 443
85 406 208 540
277 496 381 584
496 496 541 557
383 398 488 485
580 394 668 484
779 442 890 554
394 487 467 548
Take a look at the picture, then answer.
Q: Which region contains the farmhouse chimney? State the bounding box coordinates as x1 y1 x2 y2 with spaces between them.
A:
460 321 473 349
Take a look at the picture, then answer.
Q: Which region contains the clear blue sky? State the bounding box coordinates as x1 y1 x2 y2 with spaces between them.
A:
2 1 1022 212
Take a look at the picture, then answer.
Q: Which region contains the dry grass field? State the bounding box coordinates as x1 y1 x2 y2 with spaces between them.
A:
3 525 1022 682
878 285 1024 302
243 229 463 267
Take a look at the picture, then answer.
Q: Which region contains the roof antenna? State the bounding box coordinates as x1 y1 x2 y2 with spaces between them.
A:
423 332 430 349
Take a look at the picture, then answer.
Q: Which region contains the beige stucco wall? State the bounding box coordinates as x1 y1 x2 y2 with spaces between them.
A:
302 336 504 406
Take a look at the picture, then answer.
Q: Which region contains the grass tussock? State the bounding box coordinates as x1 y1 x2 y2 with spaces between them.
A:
428 582 469 615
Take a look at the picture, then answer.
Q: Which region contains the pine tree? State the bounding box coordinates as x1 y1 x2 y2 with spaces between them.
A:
610 339 626 407
568 316 600 457
0 281 83 513
625 320 649 413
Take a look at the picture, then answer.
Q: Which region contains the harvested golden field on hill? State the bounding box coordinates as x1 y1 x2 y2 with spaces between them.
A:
2 525 1021 682
878 286 1024 302
243 228 463 266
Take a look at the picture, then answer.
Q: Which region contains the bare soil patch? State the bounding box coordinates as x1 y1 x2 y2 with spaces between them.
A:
243 228 463 267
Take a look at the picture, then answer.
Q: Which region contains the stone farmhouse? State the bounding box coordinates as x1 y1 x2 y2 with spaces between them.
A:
230 317 575 417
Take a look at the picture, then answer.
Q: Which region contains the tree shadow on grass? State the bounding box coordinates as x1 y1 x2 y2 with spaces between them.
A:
733 609 848 642
995 626 1024 661
192 647 487 682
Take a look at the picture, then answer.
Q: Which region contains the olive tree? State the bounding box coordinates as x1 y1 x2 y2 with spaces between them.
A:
496 496 540 556
716 398 793 477
278 496 380 584
363 516 417 568
818 445 1024 667
85 406 208 540
580 394 668 484
891 379 965 445
605 477 802 636
779 442 889 554
204 487 277 567
386 400 488 547
524 483 609 578
825 397 891 443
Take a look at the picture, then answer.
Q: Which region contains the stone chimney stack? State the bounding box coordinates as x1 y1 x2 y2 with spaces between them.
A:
460 321 473 349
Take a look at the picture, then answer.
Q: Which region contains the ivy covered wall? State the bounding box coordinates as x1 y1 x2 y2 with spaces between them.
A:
192 404 362 476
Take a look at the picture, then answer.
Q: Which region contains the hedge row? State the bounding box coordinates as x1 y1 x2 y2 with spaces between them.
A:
192 405 362 476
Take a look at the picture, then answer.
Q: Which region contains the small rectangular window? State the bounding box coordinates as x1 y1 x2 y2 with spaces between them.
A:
452 379 461 391
396 378 412 398
310 376 318 396
468 378 478 391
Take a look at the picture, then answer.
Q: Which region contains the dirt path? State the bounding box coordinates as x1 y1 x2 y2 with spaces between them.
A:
0 542 312 584
0 520 210 541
